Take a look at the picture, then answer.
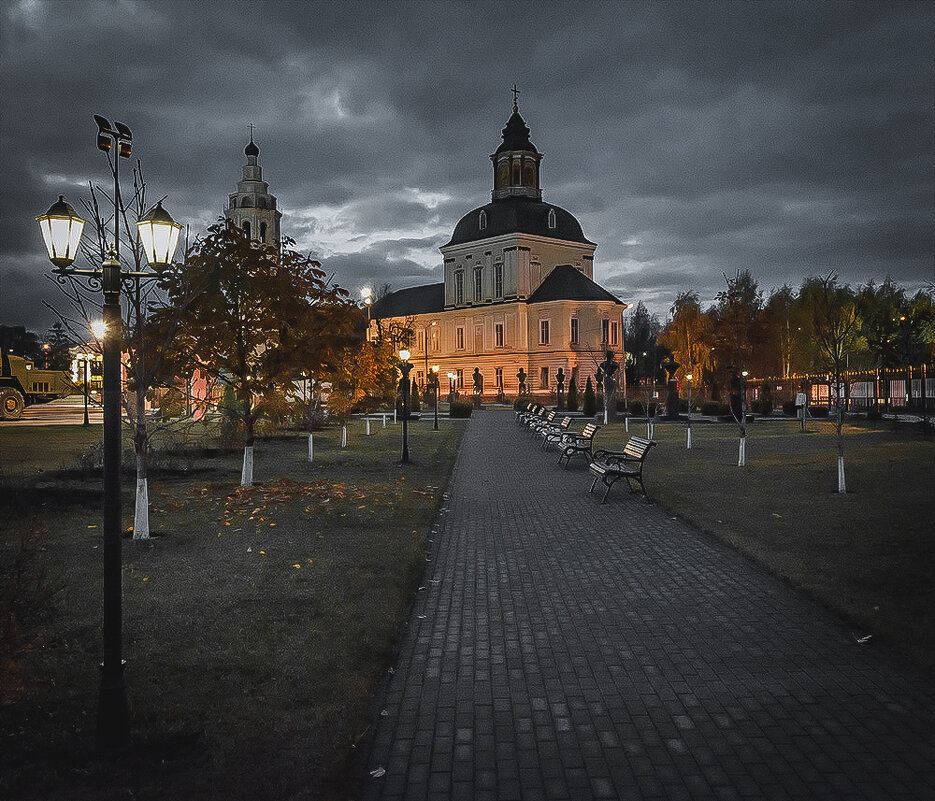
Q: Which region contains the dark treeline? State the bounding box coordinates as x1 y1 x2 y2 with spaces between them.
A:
625 271 935 400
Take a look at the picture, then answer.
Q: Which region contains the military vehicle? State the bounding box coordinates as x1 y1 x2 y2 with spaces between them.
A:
0 350 75 420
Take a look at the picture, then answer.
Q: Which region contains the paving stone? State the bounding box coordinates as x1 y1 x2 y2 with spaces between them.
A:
359 412 935 800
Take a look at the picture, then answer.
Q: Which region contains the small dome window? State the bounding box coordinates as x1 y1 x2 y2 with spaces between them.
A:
479 210 487 230
547 208 556 229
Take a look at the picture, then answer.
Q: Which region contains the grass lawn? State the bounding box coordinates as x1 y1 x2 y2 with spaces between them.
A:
0 417 464 801
593 415 935 675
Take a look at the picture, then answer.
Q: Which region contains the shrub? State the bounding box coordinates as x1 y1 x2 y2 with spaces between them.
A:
629 400 644 416
810 406 829 418
513 395 531 411
449 400 473 418
582 377 597 417
751 399 773 415
409 379 421 412
701 401 729 416
566 378 579 412
782 400 797 417
867 403 883 420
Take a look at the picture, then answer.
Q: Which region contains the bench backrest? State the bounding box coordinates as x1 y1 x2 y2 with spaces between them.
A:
545 411 557 423
581 423 600 440
559 416 572 429
623 436 655 460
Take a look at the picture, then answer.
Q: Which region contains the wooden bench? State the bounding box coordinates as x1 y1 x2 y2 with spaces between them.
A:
523 406 548 431
529 410 557 436
540 416 572 449
588 436 657 503
514 402 537 425
558 423 602 468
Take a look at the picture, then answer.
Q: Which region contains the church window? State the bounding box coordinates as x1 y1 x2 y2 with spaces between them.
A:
455 326 464 350
540 367 549 389
495 368 503 389
257 198 265 209
512 161 521 184
455 271 464 304
539 319 550 345
602 319 610 344
479 210 487 230
243 221 251 239
474 268 483 301
547 208 556 229
523 162 535 187
495 323 504 347
570 317 579 345
494 263 503 298
611 321 619 346
260 222 267 241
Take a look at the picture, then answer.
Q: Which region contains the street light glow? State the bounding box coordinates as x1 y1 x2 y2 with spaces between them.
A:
137 200 182 266
91 319 107 339
36 196 87 268
399 349 410 362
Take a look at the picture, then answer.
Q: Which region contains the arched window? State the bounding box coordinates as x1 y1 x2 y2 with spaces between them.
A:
260 222 267 241
474 268 483 301
257 198 266 209
547 208 556 229
479 210 487 230
243 221 251 239
512 161 521 185
455 271 464 305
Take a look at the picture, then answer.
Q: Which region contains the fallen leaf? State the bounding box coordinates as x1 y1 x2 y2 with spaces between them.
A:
292 563 301 569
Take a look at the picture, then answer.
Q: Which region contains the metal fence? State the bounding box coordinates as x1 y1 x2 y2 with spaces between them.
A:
748 365 933 413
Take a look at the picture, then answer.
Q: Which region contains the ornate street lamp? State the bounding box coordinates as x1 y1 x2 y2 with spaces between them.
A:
447 371 456 403
36 115 181 752
399 349 412 463
137 201 182 267
431 365 440 431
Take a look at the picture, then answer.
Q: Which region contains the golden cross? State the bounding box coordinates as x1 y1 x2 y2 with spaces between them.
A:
511 84 520 110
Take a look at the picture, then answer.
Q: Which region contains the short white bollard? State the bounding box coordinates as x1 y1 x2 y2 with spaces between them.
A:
686 427 692 449
625 416 629 433
366 418 371 436
308 432 314 463
341 425 347 448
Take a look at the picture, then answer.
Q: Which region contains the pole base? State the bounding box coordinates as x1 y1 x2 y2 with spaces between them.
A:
96 660 130 753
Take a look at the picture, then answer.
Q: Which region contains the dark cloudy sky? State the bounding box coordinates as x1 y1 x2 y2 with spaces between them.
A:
2 0 932 334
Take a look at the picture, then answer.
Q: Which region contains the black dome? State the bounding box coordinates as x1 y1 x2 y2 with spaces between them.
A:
245 139 259 157
445 197 592 247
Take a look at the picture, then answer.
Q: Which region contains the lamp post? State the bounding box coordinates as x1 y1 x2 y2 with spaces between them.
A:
78 357 90 426
447 371 456 403
399 349 412 464
361 287 372 321
431 365 439 430
685 372 693 449
36 116 181 752
42 342 51 369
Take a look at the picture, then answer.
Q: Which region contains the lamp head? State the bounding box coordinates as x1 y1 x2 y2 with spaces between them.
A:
399 349 410 362
36 196 87 268
137 201 182 266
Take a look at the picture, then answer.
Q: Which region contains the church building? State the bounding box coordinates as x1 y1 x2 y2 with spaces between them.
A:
369 101 627 398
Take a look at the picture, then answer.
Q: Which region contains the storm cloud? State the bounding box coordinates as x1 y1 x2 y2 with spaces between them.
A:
1 0 931 333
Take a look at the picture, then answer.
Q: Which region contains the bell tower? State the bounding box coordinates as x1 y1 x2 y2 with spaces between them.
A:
225 128 282 245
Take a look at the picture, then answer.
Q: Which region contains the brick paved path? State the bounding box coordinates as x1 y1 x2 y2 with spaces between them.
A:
360 411 935 800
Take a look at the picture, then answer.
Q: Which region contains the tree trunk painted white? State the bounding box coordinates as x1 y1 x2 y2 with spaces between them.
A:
308 432 314 462
624 415 629 433
646 420 651 438
133 479 150 539
133 449 150 539
341 425 347 448
686 427 692 450
393 407 397 423
837 454 846 493
738 436 746 467
241 444 254 486
366 418 371 435
382 413 387 428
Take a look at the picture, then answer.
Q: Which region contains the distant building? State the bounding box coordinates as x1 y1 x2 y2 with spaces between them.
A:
369 102 627 398
225 133 282 245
